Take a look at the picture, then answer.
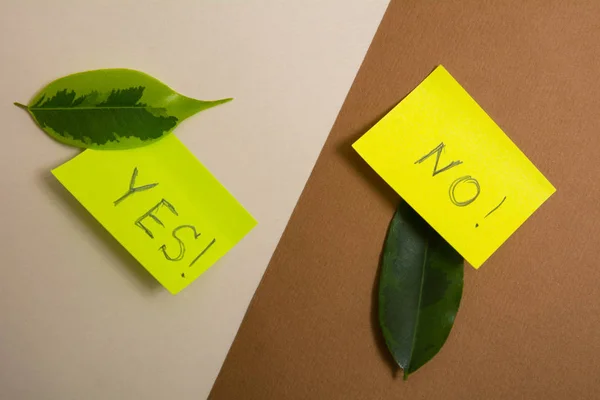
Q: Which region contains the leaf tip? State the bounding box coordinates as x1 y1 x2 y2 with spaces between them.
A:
14 102 28 110
403 370 409 381
216 97 233 105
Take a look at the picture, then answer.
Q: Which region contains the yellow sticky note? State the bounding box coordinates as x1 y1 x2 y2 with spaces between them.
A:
353 66 555 268
53 134 256 294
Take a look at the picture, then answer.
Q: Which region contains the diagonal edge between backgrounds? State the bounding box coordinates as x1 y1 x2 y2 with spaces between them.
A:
208 1 395 397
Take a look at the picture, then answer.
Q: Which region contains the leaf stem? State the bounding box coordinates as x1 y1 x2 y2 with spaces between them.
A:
14 102 28 110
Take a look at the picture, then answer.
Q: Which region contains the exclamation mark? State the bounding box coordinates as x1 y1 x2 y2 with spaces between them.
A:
475 196 507 228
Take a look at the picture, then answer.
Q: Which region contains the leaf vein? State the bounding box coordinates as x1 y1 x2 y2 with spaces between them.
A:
405 239 429 379
29 107 167 111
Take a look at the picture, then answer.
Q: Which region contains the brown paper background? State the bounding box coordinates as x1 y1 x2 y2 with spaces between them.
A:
210 1 600 398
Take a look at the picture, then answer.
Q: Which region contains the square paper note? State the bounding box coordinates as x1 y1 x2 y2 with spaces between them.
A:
53 134 256 294
353 65 555 268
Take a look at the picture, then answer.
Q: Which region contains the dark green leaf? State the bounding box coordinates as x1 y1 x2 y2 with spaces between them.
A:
379 201 464 379
14 69 232 150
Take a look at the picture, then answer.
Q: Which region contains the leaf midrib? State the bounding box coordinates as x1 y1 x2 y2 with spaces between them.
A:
28 106 166 111
405 238 429 378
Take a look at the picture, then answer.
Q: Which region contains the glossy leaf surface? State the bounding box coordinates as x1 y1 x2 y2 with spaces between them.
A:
15 69 231 149
379 201 464 379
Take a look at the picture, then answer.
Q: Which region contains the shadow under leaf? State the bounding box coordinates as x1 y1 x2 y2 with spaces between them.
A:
42 171 163 295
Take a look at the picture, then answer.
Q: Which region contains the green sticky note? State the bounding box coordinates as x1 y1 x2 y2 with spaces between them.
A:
53 134 256 294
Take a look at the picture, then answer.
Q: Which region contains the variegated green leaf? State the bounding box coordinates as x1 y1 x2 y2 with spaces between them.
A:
379 201 464 379
15 69 231 150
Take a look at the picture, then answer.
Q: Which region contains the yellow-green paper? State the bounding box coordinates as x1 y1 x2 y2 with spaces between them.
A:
53 135 256 294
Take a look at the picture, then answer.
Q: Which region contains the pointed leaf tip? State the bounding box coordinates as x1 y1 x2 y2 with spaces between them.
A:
170 96 233 121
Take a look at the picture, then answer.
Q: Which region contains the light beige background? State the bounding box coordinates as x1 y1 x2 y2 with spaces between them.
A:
0 1 388 399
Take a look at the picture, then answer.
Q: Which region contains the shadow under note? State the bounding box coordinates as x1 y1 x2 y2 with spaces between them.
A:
42 172 163 295
336 105 399 211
